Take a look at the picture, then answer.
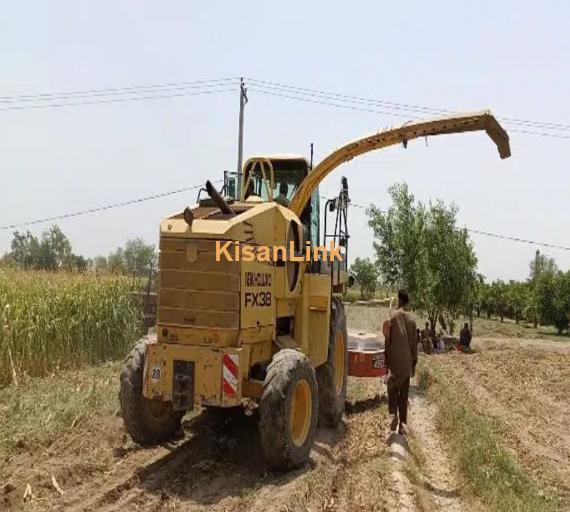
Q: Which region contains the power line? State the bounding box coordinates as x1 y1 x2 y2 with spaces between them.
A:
2 75 570 138
250 86 570 140
0 77 238 103
0 87 235 113
327 196 570 251
465 228 570 251
247 78 570 133
0 181 219 231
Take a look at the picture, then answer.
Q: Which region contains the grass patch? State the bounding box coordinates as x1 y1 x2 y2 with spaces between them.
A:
345 305 391 333
421 362 559 512
416 365 432 392
0 361 121 470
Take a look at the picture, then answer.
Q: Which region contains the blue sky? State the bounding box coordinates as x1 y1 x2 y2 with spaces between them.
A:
1 1 569 280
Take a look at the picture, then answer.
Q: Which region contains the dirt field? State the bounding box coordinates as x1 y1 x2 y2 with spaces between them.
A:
1 313 569 511
429 337 570 509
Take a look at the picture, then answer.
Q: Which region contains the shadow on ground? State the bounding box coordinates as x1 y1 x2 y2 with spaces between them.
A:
345 393 387 415
126 407 343 507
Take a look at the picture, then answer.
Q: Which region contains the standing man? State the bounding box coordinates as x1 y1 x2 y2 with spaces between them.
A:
384 290 417 435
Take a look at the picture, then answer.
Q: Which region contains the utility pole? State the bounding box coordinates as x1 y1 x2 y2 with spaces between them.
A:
236 77 248 198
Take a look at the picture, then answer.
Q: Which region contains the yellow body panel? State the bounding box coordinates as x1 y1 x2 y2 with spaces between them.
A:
144 343 247 407
293 274 331 365
240 261 275 329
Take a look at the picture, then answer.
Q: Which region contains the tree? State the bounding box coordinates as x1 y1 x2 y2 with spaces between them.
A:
350 257 380 300
488 280 509 322
106 248 125 274
123 238 157 277
103 239 157 278
530 250 558 281
368 183 477 334
529 250 558 328
536 271 570 334
38 225 72 270
505 280 527 324
91 255 108 273
5 225 85 271
8 231 42 268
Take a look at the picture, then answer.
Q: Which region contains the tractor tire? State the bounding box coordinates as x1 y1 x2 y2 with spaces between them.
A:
119 338 183 446
258 349 318 470
316 297 348 427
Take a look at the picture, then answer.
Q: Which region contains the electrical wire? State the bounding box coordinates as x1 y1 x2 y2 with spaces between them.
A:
0 181 220 231
247 78 570 133
321 195 570 251
2 75 570 137
0 77 238 103
2 76 569 250
0 87 235 112
250 85 570 140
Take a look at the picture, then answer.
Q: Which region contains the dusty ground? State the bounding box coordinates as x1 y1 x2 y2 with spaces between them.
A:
1 328 568 511
1 372 393 512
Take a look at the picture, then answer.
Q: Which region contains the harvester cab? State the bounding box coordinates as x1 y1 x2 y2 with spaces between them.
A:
119 111 511 470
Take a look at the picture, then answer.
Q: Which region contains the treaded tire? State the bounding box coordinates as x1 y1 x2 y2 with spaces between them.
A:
259 349 318 470
316 296 348 427
119 337 183 445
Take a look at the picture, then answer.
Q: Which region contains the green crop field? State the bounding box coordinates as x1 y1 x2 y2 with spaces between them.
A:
0 267 142 387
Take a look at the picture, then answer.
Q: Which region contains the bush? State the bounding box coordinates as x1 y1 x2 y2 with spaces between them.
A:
350 257 379 300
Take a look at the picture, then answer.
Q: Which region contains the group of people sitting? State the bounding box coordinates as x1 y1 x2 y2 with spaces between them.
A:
416 321 472 354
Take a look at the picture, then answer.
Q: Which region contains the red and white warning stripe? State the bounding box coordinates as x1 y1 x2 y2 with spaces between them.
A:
222 353 239 397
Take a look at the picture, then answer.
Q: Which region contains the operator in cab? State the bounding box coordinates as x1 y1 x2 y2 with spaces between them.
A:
384 290 417 435
274 182 290 207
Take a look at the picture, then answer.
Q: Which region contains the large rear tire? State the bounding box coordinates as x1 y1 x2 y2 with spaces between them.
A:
259 349 318 470
119 338 183 445
316 297 348 427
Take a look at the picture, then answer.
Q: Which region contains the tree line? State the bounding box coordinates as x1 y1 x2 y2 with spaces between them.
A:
1 225 157 279
349 183 570 335
477 252 570 334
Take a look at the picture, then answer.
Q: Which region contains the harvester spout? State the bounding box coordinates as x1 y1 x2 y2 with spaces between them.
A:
288 111 511 217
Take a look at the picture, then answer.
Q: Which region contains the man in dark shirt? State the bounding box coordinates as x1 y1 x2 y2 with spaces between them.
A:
384 290 417 435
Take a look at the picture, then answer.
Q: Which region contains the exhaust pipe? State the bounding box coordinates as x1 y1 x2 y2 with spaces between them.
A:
206 180 235 216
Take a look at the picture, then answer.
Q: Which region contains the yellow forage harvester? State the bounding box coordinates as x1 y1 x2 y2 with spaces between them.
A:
119 112 510 470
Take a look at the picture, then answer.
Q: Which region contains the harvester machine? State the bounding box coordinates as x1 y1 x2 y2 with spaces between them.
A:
119 111 510 469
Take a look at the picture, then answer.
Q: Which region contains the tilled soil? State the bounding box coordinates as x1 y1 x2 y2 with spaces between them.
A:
431 337 570 509
2 377 395 512
1 334 568 511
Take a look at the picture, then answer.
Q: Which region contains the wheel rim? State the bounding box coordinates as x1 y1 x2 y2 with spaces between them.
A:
290 379 312 447
334 330 346 395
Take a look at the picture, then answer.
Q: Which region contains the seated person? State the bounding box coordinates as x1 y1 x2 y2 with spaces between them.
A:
436 337 445 353
274 182 290 207
459 323 472 348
